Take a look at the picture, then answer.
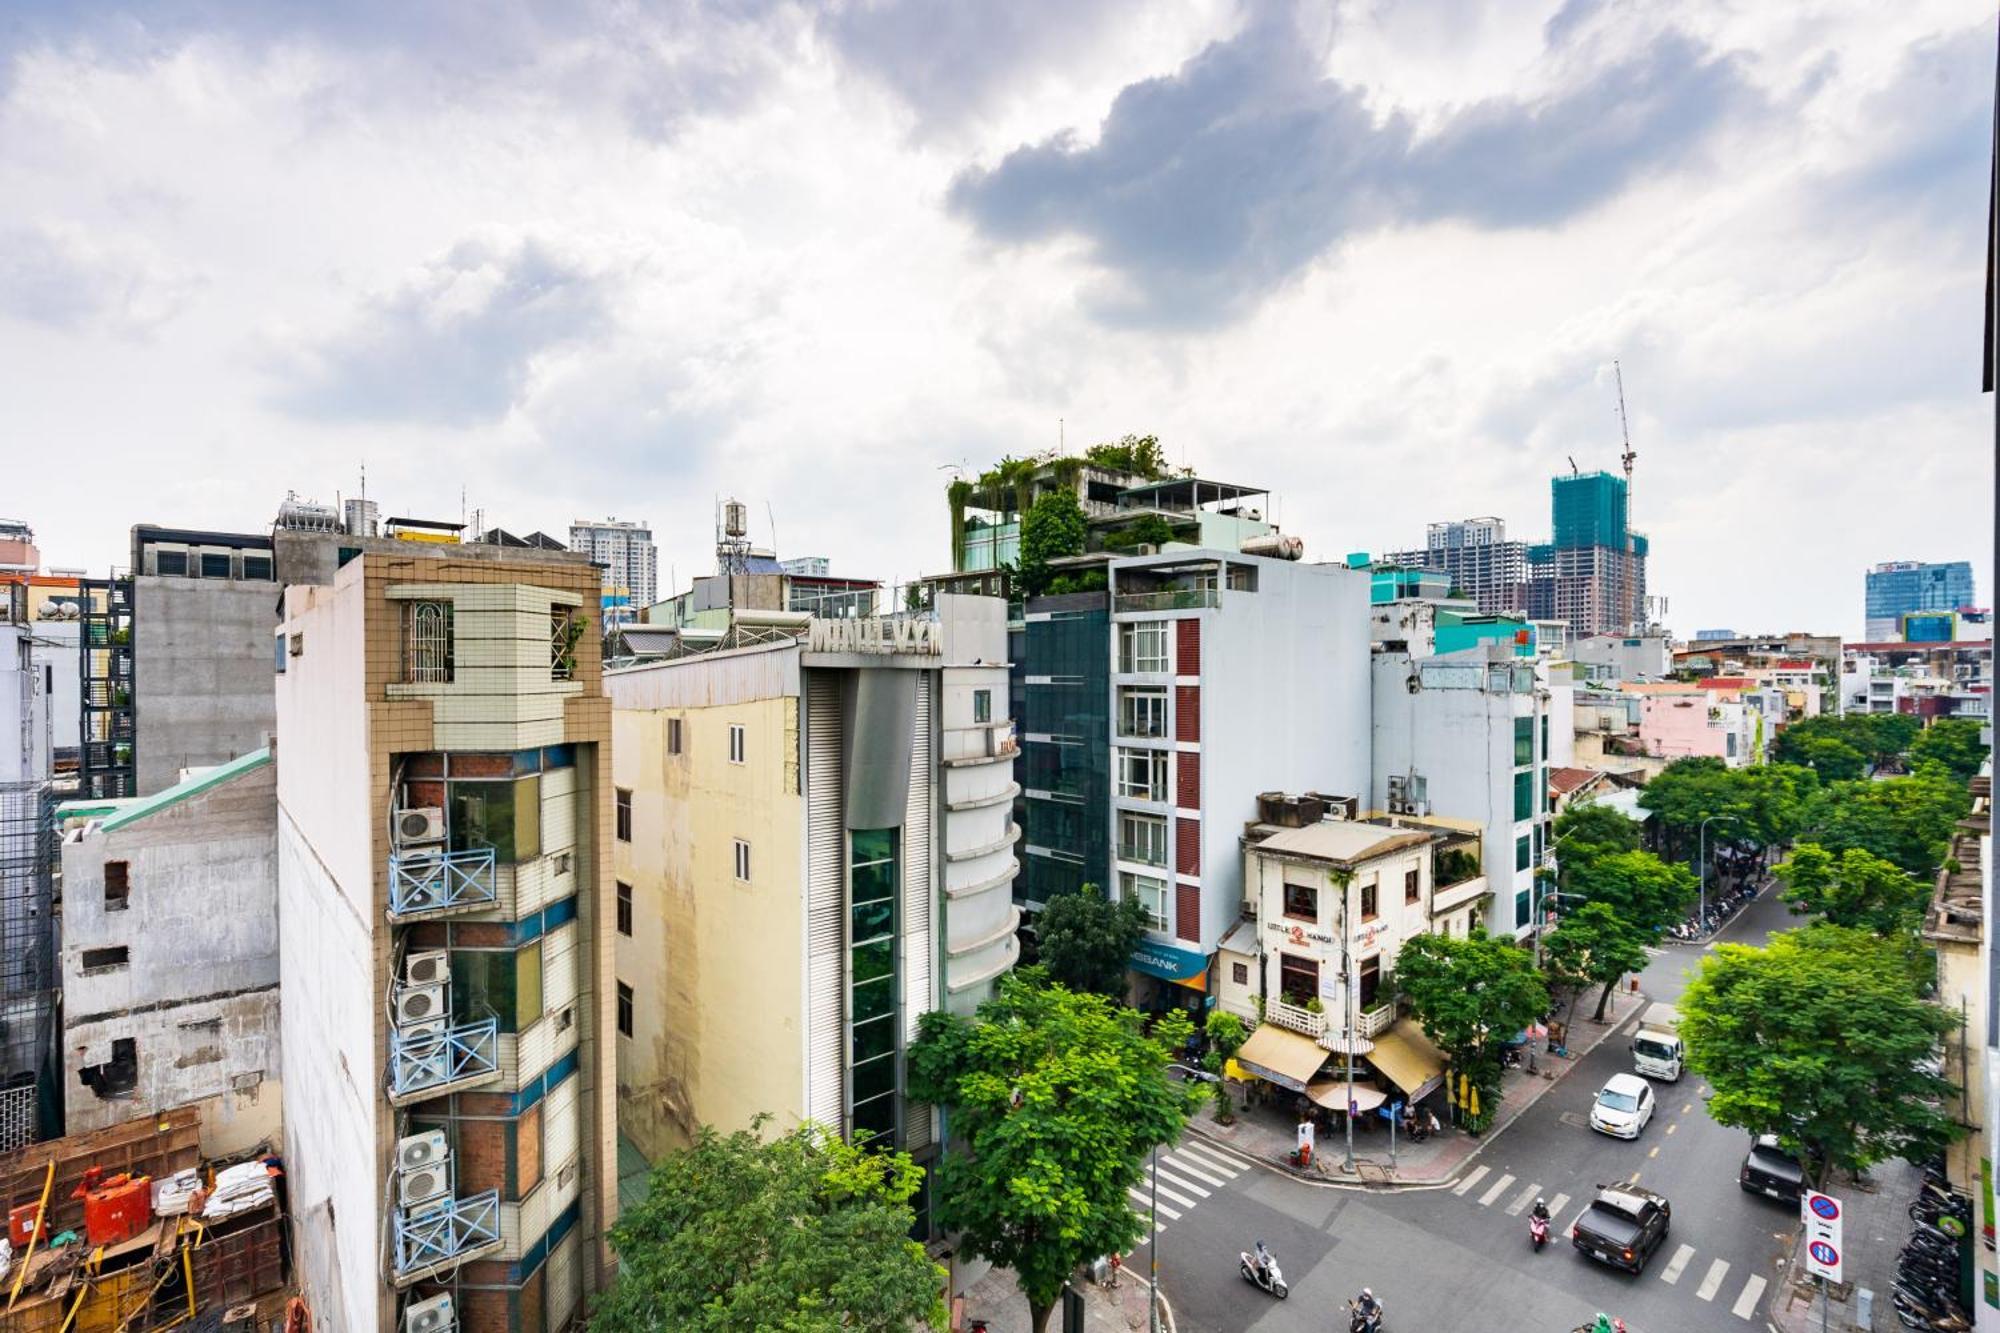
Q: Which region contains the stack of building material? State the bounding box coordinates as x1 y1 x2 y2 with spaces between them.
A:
200 1163 274 1221
151 1170 201 1217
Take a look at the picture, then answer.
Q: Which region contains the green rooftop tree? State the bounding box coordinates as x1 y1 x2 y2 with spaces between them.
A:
1017 488 1087 598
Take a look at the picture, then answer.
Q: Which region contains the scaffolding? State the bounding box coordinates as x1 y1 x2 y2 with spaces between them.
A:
78 578 134 800
0 781 55 1151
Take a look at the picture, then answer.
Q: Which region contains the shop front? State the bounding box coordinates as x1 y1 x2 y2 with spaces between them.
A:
1128 938 1213 1018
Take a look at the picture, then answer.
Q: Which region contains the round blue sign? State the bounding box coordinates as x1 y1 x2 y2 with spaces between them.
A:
1808 1195 1840 1221
1809 1241 1839 1266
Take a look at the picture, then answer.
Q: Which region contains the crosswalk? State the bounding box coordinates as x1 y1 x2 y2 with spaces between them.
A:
1127 1139 1248 1238
1451 1163 1765 1320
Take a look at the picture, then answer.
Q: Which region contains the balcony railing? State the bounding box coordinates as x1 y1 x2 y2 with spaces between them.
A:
1117 841 1168 868
1114 588 1220 614
388 1018 501 1104
388 847 498 921
392 1189 502 1282
1267 997 1396 1041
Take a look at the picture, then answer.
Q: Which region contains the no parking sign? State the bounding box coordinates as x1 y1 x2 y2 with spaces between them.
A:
1802 1190 1843 1282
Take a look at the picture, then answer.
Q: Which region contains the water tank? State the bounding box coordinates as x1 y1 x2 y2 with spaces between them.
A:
1240 532 1304 561
276 491 341 533
343 498 380 538
722 499 748 539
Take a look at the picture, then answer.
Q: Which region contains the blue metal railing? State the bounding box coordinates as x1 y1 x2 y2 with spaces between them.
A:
393 1188 502 1277
387 847 497 920
388 1018 500 1101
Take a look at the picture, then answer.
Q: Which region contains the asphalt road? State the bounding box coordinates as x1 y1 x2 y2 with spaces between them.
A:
1132 885 1802 1333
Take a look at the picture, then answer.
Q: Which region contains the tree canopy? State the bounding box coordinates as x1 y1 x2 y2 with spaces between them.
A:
1910 718 1987 782
1033 890 1147 997
1083 434 1170 478
908 970 1198 1333
592 1119 944 1333
1567 849 1699 937
1541 901 1651 1020
1679 925 1960 1187
1775 843 1929 935
1804 766 1970 877
1773 713 1918 777
1017 489 1088 598
1393 931 1547 1129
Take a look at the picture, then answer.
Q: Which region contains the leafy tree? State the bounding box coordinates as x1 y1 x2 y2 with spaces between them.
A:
908 971 1198 1333
1083 434 1169 478
1203 1009 1248 1120
592 1119 945 1333
1017 489 1087 598
1393 931 1548 1130
1567 849 1699 937
1680 925 1960 1187
1776 714 1922 774
1910 718 1987 782
1806 766 1970 877
1541 901 1651 1021
1775 843 1930 935
1033 889 1146 997
1554 802 1642 856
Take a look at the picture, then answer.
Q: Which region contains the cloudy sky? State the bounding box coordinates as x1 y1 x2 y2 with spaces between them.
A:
1 0 1991 638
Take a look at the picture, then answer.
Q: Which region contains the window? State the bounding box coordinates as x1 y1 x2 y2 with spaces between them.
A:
1118 621 1169 674
199 552 232 579
81 945 129 972
450 947 543 1033
1515 887 1532 930
850 829 899 1142
616 881 633 936
1118 812 1168 866
615 788 632 842
1120 871 1168 931
104 861 130 911
1514 716 1534 767
1231 961 1249 986
449 774 541 863
273 635 287 674
1513 769 1534 823
616 981 634 1038
667 717 683 754
154 549 188 577
1278 953 1320 1007
728 724 746 764
79 1037 137 1099
1359 879 1378 921
1358 956 1381 1009
1117 688 1168 738
973 689 992 724
1540 712 1549 760
1404 868 1421 905
241 554 272 581
405 601 455 683
1116 748 1168 801
1283 881 1318 921
289 632 304 658
733 839 751 882
1516 834 1531 872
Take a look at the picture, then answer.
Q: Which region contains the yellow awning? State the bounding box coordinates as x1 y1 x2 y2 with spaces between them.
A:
1235 1024 1331 1094
1173 969 1209 993
1366 1019 1446 1098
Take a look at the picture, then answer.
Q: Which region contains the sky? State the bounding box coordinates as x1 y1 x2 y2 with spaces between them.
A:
1 0 1992 640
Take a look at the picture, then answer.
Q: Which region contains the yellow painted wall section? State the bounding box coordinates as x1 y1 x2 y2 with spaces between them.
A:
613 695 804 1161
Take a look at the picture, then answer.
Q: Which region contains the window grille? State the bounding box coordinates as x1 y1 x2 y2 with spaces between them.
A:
408 601 455 683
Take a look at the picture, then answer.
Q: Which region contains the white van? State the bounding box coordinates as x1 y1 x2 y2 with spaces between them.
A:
1631 1002 1683 1081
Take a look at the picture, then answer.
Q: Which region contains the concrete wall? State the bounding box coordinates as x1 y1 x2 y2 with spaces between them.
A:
29 618 78 764
134 576 277 794
1 622 48 784
61 758 281 1154
1573 635 1671 682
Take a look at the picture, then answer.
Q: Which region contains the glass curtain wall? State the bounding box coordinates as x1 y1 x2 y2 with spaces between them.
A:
849 828 900 1142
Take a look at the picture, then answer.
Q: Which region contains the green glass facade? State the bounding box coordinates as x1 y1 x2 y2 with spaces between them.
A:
849 827 899 1143
1551 471 1629 551
1018 592 1111 906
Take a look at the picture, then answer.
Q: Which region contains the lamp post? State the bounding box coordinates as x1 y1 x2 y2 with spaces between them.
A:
1697 814 1747 931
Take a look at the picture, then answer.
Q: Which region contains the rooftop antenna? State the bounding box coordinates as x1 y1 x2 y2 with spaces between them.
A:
765 501 778 556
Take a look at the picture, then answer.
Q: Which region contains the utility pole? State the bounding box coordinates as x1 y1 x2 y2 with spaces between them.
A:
1343 888 1356 1175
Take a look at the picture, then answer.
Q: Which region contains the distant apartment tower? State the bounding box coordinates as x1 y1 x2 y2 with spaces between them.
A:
570 518 658 631
1524 472 1647 639
1381 517 1528 615
273 528 616 1332
1864 560 1975 641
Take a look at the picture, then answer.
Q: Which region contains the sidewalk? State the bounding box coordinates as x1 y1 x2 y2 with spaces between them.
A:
1770 1159 1922 1333
955 1262 1167 1333
1189 987 1648 1185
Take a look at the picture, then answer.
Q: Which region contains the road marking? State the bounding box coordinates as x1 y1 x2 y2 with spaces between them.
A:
1628 1170 1641 1184
1546 1192 1570 1219
1733 1275 1767 1319
1696 1258 1731 1301
1659 1244 1696 1284
1648 1146 1660 1159
1666 1123 1678 1135
1453 1165 1491 1196
1681 1103 1693 1114
1160 1152 1232 1188
1505 1182 1540 1216
1151 1164 1210 1199
1173 1141 1248 1176
1479 1173 1516 1207
1129 1189 1181 1221
1144 1175 1203 1211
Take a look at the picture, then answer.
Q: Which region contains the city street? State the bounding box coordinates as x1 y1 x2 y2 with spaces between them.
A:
1131 886 1803 1333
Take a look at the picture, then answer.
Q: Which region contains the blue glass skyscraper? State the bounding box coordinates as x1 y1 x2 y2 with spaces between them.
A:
1864 561 1975 640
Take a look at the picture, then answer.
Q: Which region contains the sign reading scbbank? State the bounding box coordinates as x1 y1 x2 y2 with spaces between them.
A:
807 616 942 655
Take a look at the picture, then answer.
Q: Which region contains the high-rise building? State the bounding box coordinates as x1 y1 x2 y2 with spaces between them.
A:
569 518 658 631
272 527 616 1332
1380 517 1528 615
1864 560 1976 641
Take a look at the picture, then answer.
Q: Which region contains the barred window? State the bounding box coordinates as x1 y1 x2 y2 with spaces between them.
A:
406 601 454 683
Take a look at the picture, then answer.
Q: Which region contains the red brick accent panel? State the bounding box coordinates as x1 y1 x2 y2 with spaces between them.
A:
1175 881 1201 943
1175 685 1200 742
1176 817 1200 879
1177 751 1200 810
456 1119 507 1193
1176 618 1201 675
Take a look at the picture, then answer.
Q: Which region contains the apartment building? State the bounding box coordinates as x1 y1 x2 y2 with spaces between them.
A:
273 534 616 1333
1865 559 1975 642
569 518 658 631
1841 641 1994 720
1379 516 1528 616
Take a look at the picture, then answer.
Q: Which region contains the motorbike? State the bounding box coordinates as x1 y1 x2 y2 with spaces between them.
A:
1530 1212 1550 1251
1346 1297 1385 1332
1238 1251 1289 1300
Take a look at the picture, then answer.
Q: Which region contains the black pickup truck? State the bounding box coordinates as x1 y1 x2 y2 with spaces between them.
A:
1571 1184 1672 1273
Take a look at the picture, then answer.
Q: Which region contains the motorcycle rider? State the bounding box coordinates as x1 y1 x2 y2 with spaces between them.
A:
1251 1239 1274 1284
1352 1287 1383 1328
1531 1196 1551 1225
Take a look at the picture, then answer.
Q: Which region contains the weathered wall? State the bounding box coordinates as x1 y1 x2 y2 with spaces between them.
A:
134 576 277 794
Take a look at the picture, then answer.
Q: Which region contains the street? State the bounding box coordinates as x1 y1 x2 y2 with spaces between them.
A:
1132 886 1802 1333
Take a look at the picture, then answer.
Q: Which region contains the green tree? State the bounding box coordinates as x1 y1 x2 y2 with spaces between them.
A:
1775 843 1929 934
1554 802 1643 856
1033 889 1146 997
1910 718 1987 782
1016 489 1087 597
1393 931 1548 1130
1788 733 1867 782
591 1119 945 1333
1680 925 1960 1187
1203 1009 1248 1121
1806 766 1970 877
1540 901 1651 1021
1567 849 1699 937
908 971 1199 1333
1083 434 1169 478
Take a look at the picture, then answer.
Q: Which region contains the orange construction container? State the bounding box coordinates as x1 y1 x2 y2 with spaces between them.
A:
8 1201 43 1247
82 1174 151 1246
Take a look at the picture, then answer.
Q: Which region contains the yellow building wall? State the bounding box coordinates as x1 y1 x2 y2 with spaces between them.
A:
612 694 804 1162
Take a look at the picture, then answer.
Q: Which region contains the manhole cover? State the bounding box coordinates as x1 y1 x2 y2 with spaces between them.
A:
1560 1111 1592 1130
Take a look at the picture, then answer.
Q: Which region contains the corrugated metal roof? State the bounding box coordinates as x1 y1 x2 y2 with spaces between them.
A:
1254 820 1431 865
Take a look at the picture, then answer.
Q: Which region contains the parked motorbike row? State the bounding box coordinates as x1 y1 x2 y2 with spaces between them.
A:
1893 1163 1974 1331
1666 876 1762 941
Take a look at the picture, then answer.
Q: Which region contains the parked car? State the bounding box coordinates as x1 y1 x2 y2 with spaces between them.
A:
1738 1134 1805 1204
1571 1183 1672 1273
1589 1073 1655 1139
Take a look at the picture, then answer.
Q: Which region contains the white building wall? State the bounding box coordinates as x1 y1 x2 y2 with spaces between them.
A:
29 617 77 765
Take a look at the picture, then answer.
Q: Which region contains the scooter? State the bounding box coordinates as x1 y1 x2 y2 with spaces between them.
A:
1347 1298 1385 1332
1530 1212 1550 1251
1238 1251 1289 1299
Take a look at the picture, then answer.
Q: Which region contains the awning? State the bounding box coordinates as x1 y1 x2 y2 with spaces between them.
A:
1306 1080 1388 1114
1366 1020 1446 1100
1318 1031 1375 1056
1235 1024 1331 1094
1128 940 1209 984
1171 969 1209 993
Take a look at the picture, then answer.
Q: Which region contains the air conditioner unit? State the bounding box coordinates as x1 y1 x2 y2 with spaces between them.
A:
394 984 448 1027
398 1162 451 1210
396 1129 450 1175
404 950 450 988
396 1018 447 1045
395 807 447 846
404 1294 456 1333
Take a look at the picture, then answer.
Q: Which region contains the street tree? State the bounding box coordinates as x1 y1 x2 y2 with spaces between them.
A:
1554 802 1642 856
1203 1008 1248 1121
1637 759 1816 861
1775 843 1929 935
1541 901 1651 1021
908 970 1199 1333
592 1119 944 1333
1910 718 1987 782
1567 849 1698 937
1680 924 1960 1187
1033 889 1147 997
1393 931 1547 1129
1016 488 1087 597
1806 766 1970 877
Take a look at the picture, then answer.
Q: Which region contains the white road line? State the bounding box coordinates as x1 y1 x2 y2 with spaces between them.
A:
1129 1190 1181 1221
1732 1275 1767 1320
1453 1165 1491 1197
1545 1192 1570 1219
1478 1172 1517 1208
1144 1177 1203 1212
1151 1165 1211 1199
1696 1258 1731 1302
1505 1182 1540 1216
1174 1141 1248 1176
1659 1244 1696 1284
1161 1152 1232 1188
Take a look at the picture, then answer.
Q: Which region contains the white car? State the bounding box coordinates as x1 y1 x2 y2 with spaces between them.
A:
1590 1073 1655 1139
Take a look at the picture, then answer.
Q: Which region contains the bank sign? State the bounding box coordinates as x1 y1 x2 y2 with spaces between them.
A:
807 616 941 655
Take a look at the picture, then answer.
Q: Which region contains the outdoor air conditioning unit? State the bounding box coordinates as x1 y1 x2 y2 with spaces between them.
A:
398 1160 451 1210
396 1018 447 1046
1387 773 1428 816
404 1294 456 1333
395 807 447 846
396 1130 450 1175
394 984 448 1027
404 950 450 988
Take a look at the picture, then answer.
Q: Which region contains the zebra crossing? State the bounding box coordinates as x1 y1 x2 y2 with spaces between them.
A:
1126 1139 1248 1237
1450 1164 1765 1321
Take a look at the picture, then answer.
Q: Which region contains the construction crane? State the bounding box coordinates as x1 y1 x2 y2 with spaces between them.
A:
1614 360 1636 484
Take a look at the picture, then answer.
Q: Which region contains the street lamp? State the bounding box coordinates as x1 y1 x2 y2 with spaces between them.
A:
1697 814 1748 930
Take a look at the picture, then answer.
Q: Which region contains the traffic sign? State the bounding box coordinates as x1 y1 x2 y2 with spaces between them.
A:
1802 1189 1844 1282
